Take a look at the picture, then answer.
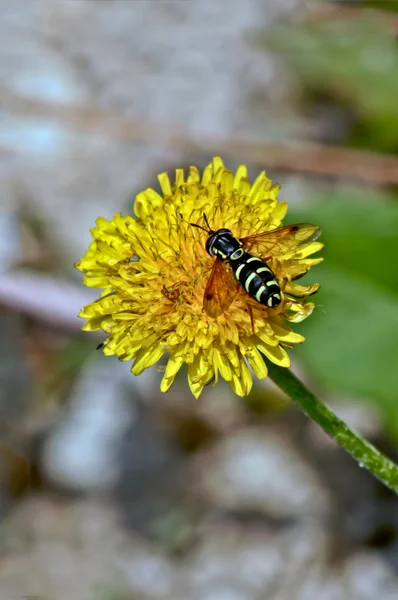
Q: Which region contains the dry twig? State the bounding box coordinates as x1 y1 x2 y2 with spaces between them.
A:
2 86 398 185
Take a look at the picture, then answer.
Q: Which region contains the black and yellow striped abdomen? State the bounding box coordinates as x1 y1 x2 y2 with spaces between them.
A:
229 249 281 308
205 228 282 309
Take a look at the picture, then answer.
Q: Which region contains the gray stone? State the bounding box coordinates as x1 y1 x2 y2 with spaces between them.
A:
193 428 329 518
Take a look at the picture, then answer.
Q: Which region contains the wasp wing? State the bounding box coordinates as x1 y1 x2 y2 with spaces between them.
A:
241 223 320 259
203 259 239 319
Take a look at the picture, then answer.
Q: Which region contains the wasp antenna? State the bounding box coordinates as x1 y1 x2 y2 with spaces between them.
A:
190 222 208 233
189 213 213 233
203 213 213 232
179 213 203 231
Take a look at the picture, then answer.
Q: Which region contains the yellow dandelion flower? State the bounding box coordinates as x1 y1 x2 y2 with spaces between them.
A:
76 157 323 398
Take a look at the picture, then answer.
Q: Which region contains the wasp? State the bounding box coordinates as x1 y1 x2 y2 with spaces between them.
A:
190 215 320 319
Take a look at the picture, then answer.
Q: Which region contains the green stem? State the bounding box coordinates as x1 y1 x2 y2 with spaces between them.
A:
267 362 398 494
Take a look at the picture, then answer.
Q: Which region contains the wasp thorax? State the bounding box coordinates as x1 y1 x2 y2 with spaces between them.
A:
205 229 241 260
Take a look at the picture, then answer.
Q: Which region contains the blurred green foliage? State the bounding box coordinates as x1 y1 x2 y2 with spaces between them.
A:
363 1 398 12
254 5 398 438
257 13 398 152
92 583 129 600
288 192 398 438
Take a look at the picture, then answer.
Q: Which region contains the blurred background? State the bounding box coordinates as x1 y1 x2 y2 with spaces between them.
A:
1 1 398 598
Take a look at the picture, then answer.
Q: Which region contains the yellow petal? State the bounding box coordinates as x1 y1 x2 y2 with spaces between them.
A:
175 168 185 189
246 348 268 379
237 176 251 197
220 169 234 196
230 359 252 397
246 347 268 379
188 380 204 399
270 323 306 344
82 275 109 288
188 166 200 183
214 348 233 382
249 171 268 202
158 172 172 196
233 164 248 189
201 164 213 185
164 354 184 378
131 344 165 375
271 201 288 223
134 189 163 219
257 342 290 367
294 242 324 259
212 156 224 177
160 376 175 393
160 354 184 393
285 282 320 298
187 354 214 399
286 302 315 323
255 328 279 347
81 316 106 331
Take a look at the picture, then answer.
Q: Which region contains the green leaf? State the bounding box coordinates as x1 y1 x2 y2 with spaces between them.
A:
291 189 398 294
256 15 398 151
287 191 398 436
364 1 398 12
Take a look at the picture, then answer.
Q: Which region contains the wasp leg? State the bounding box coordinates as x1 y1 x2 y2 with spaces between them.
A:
248 304 256 335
